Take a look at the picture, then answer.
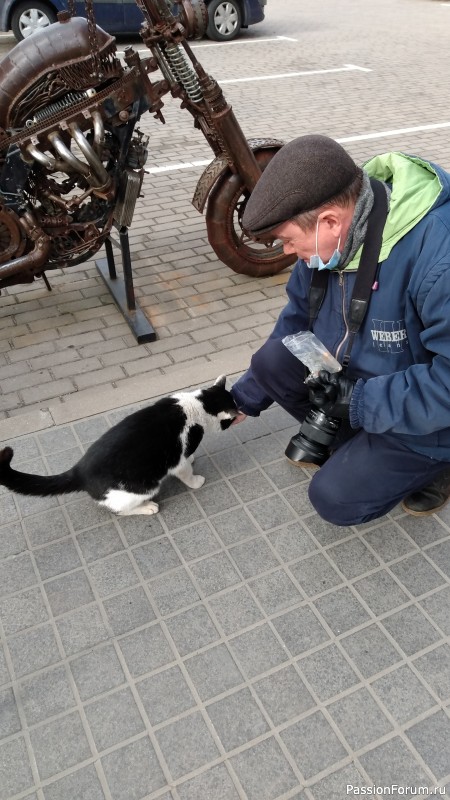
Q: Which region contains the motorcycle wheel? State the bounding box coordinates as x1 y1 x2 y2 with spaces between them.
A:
205 148 296 277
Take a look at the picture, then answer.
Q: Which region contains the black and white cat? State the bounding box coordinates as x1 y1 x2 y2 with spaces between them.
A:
0 376 237 516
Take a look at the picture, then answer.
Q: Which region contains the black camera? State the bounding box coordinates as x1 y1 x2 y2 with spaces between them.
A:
285 407 341 467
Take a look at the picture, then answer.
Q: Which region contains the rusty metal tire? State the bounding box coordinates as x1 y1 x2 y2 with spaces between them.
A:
205 148 296 277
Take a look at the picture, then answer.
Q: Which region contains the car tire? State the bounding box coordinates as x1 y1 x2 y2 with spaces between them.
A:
206 0 242 41
11 1 57 40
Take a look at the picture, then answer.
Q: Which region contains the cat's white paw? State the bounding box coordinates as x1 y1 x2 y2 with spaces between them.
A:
188 454 195 463
190 474 205 489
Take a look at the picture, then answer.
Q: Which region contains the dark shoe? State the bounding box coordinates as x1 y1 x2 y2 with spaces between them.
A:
402 469 450 516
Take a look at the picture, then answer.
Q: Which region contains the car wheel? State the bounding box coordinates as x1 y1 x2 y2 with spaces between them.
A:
206 0 242 41
11 1 57 40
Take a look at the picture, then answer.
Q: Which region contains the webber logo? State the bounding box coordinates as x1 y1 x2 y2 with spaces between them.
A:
371 319 408 353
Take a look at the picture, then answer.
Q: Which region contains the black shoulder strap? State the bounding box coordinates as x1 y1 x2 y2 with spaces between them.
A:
308 177 388 367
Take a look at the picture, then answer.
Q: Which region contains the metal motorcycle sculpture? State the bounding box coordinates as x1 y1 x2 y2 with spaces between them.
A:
0 0 294 299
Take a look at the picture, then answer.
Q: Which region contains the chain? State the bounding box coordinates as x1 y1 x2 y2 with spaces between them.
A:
84 0 102 80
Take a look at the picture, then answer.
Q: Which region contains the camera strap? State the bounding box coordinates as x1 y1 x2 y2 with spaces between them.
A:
308 177 389 368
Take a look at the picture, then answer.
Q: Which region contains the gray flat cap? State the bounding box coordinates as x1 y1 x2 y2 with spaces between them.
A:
243 134 359 235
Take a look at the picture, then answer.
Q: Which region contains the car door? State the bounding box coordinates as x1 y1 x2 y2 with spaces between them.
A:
74 0 125 33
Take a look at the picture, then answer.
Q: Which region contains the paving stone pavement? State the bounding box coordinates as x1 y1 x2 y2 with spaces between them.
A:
1 394 450 800
2 0 450 797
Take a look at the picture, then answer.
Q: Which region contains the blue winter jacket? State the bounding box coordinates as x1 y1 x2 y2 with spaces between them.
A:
231 152 450 460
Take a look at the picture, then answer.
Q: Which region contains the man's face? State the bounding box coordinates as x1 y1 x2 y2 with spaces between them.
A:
271 214 340 263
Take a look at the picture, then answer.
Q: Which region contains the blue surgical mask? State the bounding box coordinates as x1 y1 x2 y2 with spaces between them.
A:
308 219 341 271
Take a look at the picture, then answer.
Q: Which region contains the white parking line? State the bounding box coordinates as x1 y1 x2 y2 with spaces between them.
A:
145 121 450 174
115 35 297 57
220 64 371 85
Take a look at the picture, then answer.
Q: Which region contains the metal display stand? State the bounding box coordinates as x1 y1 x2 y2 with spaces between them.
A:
96 223 157 344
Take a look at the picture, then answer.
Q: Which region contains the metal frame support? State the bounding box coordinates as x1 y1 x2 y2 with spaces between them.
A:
96 223 157 344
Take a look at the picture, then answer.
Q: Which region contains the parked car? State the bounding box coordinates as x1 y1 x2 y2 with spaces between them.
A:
0 0 266 42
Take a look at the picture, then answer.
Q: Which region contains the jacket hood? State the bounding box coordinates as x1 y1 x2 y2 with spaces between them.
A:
346 151 446 270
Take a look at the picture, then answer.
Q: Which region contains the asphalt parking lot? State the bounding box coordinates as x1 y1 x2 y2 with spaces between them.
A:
2 1 450 799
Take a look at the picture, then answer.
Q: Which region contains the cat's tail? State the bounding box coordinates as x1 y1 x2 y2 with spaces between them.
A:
0 447 81 497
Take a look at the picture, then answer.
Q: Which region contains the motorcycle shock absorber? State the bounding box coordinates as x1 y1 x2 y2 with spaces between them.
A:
25 89 97 128
158 42 203 102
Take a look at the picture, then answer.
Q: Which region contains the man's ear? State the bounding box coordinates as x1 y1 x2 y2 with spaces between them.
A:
318 207 344 234
214 375 226 388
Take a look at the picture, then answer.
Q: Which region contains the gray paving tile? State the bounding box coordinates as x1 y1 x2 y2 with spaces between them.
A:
249 568 303 614
289 553 343 597
340 624 402 678
70 644 126 701
132 537 181 579
84 686 145 751
313 587 370 635
0 646 10 687
38 426 78 454
165 605 220 657
155 711 219 780
0 737 34 800
211 445 255 476
363 523 417 561
262 459 309 490
206 687 269 750
230 736 299 800
0 521 27 559
8 624 61 678
352 569 409 615
102 586 155 636
195 481 240 516
0 552 38 598
73 417 109 443
160 493 203 530
190 552 241 595
23 507 71 548
65 499 109 531
280 711 348 779
298 643 359 702
177 763 240 800
88 552 139 597
118 624 175 678
192 454 221 483
44 570 95 616
381 605 442 657
267 522 317 561
210 508 260 546
56 604 109 656
172 521 220 561
371 664 436 724
7 437 39 463
389 553 446 596
326 536 380 579
327 687 392 750
248 494 297 530
208 585 263 635
203 428 240 454
137 665 195 725
309 763 367 800
149 567 200 614
412 644 450 701
0 586 48 635
420 586 450 635
254 664 315 724
101 736 166 800
184 644 243 701
19 665 75 725
359 736 430 786
426 538 450 578
77 523 124 563
302 515 353 546
29 711 92 780
15 492 59 519
229 536 280 578
34 538 81 580
0 687 21 737
228 469 276 502
0 493 20 526
116 513 165 546
396 514 450 548
272 605 329 656
237 433 281 465
282 484 314 517
48 448 83 473
42 764 106 800
407 711 450 780
228 623 289 678
262 406 295 432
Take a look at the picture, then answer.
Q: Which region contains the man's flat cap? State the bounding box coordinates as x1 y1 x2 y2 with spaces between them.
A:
243 134 359 235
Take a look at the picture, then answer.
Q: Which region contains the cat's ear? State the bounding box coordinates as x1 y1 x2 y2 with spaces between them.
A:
214 375 226 388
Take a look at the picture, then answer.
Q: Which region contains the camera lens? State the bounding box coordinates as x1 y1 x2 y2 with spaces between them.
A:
285 408 341 467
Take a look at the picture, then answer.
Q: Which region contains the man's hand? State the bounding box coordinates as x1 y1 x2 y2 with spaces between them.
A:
307 370 356 419
231 412 247 426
